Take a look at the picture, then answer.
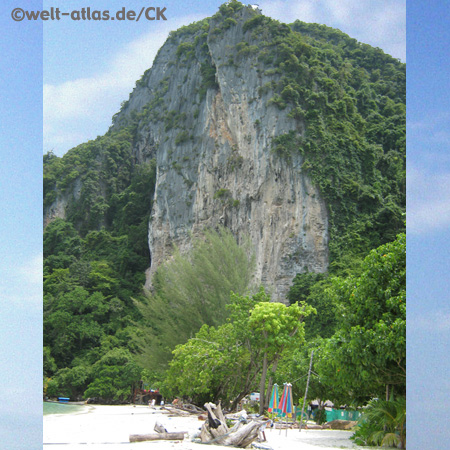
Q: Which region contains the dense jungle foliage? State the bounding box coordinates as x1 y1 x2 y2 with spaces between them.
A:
44 2 405 429
44 129 157 401
214 1 405 269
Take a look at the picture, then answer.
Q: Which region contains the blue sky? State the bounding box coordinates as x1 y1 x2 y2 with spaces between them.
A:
43 0 406 155
1 1 43 448
407 1 450 448
1 0 448 448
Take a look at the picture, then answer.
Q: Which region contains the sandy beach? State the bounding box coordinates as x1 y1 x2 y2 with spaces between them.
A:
44 405 365 450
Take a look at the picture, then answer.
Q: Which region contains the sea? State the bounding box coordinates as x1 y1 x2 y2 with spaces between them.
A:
43 401 88 415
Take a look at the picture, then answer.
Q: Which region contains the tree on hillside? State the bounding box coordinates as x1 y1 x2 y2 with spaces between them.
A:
248 301 315 414
84 348 141 403
163 289 269 407
288 272 339 339
162 288 315 412
163 322 249 406
274 338 352 422
316 233 406 402
133 227 255 368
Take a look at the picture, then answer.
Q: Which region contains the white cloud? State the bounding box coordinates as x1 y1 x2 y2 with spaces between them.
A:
17 253 43 286
408 112 450 136
0 253 43 307
44 15 203 154
44 2 405 154
259 0 405 60
408 113 450 171
409 311 450 333
260 0 317 23
407 167 450 235
431 130 450 145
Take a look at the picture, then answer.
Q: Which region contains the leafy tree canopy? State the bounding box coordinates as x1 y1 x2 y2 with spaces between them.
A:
43 3 405 404
133 227 255 368
163 288 315 412
316 233 406 401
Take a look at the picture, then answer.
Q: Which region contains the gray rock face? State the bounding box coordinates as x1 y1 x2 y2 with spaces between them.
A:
44 177 82 227
113 7 329 302
48 6 329 303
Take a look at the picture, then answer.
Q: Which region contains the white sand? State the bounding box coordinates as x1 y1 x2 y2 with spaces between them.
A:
44 405 364 449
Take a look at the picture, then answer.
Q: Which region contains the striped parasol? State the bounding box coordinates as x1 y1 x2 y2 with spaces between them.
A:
278 383 294 435
277 383 286 415
268 383 279 414
278 383 293 418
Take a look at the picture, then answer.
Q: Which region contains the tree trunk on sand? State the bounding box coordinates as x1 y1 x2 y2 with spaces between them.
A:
258 348 268 415
129 432 185 442
201 402 229 442
230 391 249 412
264 359 280 412
201 402 267 447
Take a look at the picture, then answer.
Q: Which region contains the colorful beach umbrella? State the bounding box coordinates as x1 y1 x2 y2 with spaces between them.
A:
278 383 294 418
277 383 286 416
268 383 279 414
278 383 294 435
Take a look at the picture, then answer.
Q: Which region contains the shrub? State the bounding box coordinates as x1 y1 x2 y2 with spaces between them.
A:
214 188 231 199
351 397 406 449
175 130 189 145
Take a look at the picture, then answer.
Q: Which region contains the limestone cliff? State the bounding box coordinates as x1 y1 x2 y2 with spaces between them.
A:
43 1 406 400
44 4 337 303
110 6 328 301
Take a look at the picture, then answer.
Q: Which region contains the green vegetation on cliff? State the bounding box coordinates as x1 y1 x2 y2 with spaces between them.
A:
44 128 157 401
132 227 255 373
43 1 405 406
236 10 406 268
161 232 405 411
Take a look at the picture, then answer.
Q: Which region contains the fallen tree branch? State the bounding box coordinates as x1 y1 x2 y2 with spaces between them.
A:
201 402 267 447
129 432 186 442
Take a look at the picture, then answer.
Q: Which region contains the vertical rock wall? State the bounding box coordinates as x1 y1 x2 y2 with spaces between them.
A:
47 5 330 303
115 7 329 302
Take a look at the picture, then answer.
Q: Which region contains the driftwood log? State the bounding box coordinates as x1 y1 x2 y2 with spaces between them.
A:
173 402 205 414
201 402 267 448
129 432 185 442
129 420 187 442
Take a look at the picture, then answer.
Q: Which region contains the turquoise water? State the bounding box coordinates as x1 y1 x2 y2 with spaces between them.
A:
43 402 87 415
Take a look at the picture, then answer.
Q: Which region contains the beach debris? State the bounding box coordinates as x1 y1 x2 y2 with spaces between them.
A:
207 408 222 429
175 402 205 414
322 419 357 430
129 420 187 442
252 442 274 450
163 402 205 417
129 432 186 442
154 421 168 433
272 421 297 429
225 409 248 421
302 423 323 429
163 406 192 417
200 402 268 448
